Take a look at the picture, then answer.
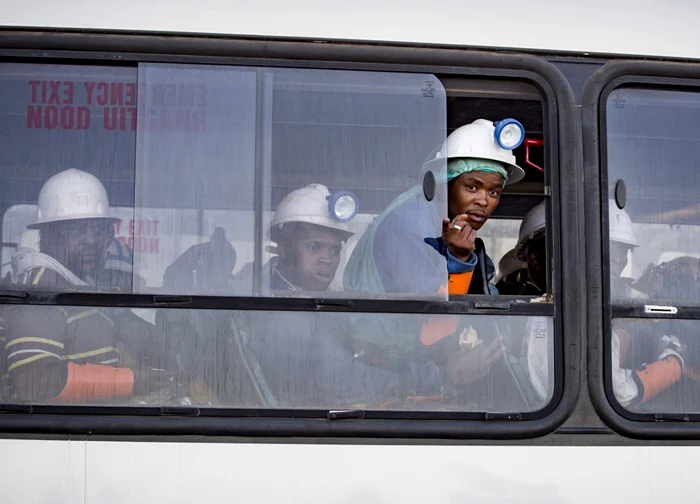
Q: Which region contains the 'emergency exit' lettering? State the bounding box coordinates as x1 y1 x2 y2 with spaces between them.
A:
115 219 160 255
25 80 208 132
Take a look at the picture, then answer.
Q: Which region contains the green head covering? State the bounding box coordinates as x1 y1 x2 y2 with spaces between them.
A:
447 158 508 187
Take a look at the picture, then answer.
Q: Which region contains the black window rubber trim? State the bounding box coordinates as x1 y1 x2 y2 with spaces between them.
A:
0 29 580 440
583 60 700 439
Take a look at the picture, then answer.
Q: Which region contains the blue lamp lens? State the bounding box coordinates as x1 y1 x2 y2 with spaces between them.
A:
494 118 525 150
328 191 358 222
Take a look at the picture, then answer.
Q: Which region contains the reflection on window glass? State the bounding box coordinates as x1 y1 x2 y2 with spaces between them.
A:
611 318 700 414
0 304 553 412
607 88 700 302
135 63 257 295
256 69 450 299
0 63 137 293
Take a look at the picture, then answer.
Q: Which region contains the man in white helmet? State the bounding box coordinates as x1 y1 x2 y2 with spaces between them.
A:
2 169 186 405
225 184 412 408
515 200 547 296
268 184 355 292
342 119 526 395
12 169 121 288
607 200 686 410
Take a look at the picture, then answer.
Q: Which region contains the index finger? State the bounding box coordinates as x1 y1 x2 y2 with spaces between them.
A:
442 217 451 235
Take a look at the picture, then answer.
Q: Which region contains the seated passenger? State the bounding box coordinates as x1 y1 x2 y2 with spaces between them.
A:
515 201 547 296
608 201 686 410
12 169 120 289
229 184 354 294
341 119 526 395
3 169 185 404
236 184 410 407
267 184 355 292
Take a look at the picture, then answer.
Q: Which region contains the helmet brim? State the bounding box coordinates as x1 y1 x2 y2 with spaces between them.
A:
27 213 120 229
269 221 355 243
504 164 526 186
423 158 526 186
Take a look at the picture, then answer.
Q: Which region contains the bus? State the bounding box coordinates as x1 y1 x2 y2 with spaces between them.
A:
1 1 700 502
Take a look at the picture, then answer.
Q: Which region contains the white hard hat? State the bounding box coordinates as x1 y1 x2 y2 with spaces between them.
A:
426 119 526 185
494 248 523 285
271 184 355 240
609 199 638 248
516 201 546 259
27 168 118 229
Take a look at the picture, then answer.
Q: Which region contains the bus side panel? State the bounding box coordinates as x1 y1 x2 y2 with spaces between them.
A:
0 439 85 503
1 439 696 503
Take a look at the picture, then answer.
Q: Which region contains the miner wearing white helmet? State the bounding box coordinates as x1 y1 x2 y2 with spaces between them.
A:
346 118 526 298
3 169 187 405
342 118 527 392
515 200 547 296
229 184 412 408
268 184 355 292
13 168 120 287
608 200 639 294
607 200 685 409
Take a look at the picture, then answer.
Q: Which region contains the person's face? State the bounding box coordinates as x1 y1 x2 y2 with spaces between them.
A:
448 171 504 230
610 241 632 279
41 219 114 276
280 225 344 291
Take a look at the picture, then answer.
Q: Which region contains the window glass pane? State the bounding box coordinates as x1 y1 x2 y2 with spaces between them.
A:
0 304 553 412
137 65 451 299
611 318 700 414
257 69 449 299
606 88 700 302
134 63 258 295
0 63 137 292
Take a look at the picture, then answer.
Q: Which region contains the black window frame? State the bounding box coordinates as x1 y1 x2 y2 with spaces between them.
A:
584 60 700 439
0 29 580 439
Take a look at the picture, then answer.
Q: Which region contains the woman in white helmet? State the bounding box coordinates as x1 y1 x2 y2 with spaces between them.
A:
342 119 526 393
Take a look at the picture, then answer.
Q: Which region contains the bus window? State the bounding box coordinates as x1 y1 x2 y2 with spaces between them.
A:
0 60 556 415
605 88 700 414
0 303 553 412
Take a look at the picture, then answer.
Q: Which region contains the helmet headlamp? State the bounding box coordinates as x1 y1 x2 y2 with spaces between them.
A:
494 118 525 150
328 191 358 222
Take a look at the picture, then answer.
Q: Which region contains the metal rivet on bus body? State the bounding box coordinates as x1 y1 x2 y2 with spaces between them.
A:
423 170 436 201
615 179 627 209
